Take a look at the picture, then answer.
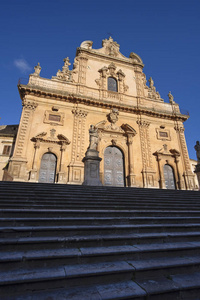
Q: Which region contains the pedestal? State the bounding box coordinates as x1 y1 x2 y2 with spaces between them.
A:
195 164 200 190
82 149 102 186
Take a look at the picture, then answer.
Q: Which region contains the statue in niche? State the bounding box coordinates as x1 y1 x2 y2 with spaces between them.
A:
194 141 200 163
88 125 99 151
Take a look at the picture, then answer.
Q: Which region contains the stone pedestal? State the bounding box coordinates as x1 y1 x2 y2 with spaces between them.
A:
82 149 102 186
195 164 200 190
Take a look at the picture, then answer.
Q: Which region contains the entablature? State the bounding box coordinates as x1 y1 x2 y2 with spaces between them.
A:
18 83 189 123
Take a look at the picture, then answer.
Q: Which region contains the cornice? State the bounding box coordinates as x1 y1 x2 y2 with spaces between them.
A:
76 48 144 68
18 84 189 122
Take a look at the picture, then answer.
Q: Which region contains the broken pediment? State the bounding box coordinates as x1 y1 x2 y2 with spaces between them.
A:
79 37 143 66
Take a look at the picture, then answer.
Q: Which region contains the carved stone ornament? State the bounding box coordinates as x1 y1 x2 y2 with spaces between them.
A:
148 77 163 101
102 37 120 57
52 57 74 82
107 108 119 124
32 63 41 76
31 130 70 146
168 91 175 104
80 40 93 49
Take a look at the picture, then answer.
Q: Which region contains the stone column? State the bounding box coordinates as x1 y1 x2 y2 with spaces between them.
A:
174 125 195 190
29 140 40 182
68 108 88 184
137 119 156 188
57 143 67 184
156 155 165 189
127 133 136 187
8 100 38 181
174 155 184 190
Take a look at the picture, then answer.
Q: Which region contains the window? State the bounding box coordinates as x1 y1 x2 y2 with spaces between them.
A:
156 128 171 141
49 114 61 122
108 77 118 92
159 131 168 138
2 145 11 156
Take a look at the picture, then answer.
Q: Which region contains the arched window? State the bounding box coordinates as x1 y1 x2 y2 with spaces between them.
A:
108 77 118 92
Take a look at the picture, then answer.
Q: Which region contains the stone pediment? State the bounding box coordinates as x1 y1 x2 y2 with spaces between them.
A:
31 131 70 145
154 144 180 157
80 37 143 66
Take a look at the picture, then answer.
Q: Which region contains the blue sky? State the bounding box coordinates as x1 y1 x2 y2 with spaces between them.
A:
0 0 200 159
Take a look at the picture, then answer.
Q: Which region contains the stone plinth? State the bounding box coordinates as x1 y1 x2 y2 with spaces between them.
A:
82 149 102 186
195 164 200 190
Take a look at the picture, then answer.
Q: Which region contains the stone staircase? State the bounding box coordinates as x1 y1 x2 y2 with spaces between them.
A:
0 182 200 300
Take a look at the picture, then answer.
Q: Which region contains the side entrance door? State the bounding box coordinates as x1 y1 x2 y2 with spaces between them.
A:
163 164 176 189
104 146 125 187
39 153 57 183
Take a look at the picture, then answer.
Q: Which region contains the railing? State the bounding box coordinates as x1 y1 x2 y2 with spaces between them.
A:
179 108 189 116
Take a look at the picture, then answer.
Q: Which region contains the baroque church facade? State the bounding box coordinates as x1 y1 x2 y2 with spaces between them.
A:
4 37 196 189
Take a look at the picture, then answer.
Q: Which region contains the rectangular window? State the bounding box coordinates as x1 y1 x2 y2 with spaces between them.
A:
49 114 61 122
2 145 11 156
159 131 168 138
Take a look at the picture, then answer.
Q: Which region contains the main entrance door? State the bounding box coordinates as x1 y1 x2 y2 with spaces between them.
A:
39 153 57 183
104 146 125 187
163 164 176 189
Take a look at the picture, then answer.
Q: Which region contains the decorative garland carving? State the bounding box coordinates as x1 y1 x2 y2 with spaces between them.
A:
136 120 152 169
174 125 191 172
148 77 163 101
71 108 88 163
15 101 38 157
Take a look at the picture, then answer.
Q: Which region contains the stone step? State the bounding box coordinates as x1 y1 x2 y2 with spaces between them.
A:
0 280 147 300
1 231 200 251
0 261 133 297
2 216 200 226
1 223 200 238
0 256 200 298
1 192 200 202
1 242 200 272
2 208 200 218
2 203 200 211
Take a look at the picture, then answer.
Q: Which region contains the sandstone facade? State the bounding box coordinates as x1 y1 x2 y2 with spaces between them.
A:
5 37 196 189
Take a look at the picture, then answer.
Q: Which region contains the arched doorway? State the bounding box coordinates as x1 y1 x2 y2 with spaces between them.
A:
104 146 125 187
163 164 176 189
39 153 57 183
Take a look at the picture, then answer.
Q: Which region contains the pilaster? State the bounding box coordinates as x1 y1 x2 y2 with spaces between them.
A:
68 108 88 184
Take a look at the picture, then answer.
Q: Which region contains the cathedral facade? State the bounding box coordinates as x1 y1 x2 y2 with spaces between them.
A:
5 37 196 189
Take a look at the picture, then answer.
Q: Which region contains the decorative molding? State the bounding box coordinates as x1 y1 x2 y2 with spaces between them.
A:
148 77 163 101
52 57 74 82
156 128 171 141
18 85 189 122
137 119 153 170
70 108 88 164
43 110 64 126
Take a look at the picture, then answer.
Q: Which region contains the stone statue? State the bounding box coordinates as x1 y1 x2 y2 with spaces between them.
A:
88 125 99 151
168 91 175 104
194 141 200 163
33 63 41 76
149 77 154 88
